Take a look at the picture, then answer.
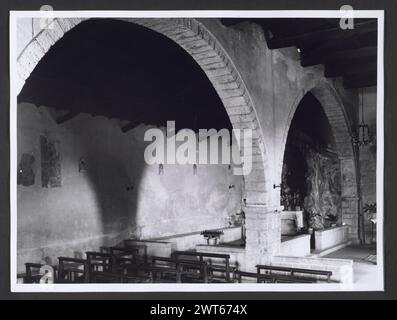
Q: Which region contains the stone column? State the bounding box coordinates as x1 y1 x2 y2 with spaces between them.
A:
244 204 282 271
340 157 360 243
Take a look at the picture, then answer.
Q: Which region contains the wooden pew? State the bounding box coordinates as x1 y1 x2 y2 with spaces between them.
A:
272 275 315 283
24 263 44 283
150 256 178 282
235 271 274 283
86 251 113 282
256 265 332 283
235 270 315 283
150 256 210 283
176 259 209 283
24 263 57 283
101 246 140 274
172 251 236 283
58 257 88 283
123 240 149 265
87 249 151 283
89 271 125 283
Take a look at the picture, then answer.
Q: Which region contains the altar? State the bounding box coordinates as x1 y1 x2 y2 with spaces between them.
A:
280 211 304 235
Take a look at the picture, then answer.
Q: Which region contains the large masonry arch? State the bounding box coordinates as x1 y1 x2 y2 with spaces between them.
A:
16 17 269 206
16 17 280 264
280 79 360 241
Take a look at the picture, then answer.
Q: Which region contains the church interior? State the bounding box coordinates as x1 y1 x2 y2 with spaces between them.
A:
15 17 378 284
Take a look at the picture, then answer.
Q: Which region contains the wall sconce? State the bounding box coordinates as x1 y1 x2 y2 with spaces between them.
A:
273 184 281 189
351 123 375 147
193 164 197 175
78 157 87 172
228 184 235 190
350 88 376 147
158 163 164 175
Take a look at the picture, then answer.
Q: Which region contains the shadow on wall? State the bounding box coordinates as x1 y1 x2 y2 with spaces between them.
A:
16 105 146 269
81 141 145 237
49 114 148 259
16 105 243 271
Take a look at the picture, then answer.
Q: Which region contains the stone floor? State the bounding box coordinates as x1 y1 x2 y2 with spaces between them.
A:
207 240 380 285
324 244 380 284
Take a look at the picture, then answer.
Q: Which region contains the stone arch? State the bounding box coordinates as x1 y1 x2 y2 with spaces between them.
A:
280 78 359 240
16 17 269 206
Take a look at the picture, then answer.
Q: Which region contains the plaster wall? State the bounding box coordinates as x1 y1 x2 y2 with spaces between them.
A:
17 102 243 272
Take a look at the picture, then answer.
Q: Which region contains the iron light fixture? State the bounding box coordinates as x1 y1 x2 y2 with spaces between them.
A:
351 88 375 147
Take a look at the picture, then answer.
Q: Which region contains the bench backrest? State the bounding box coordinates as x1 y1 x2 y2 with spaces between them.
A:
86 252 113 273
151 256 177 269
123 240 148 264
256 264 332 282
58 257 88 283
235 271 273 283
24 263 44 283
173 250 230 260
172 251 232 282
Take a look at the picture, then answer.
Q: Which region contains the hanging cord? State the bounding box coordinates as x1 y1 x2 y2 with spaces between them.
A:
361 87 365 126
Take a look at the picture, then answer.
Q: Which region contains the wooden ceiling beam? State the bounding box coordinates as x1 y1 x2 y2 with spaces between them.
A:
121 115 146 133
266 20 377 50
301 46 377 67
343 73 377 89
324 61 377 78
220 18 250 27
55 111 79 124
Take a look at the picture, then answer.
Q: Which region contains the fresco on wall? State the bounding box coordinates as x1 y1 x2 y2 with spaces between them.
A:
17 153 36 186
40 134 62 188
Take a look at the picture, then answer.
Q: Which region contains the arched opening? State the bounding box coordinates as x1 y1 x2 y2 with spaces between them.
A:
280 92 345 255
16 17 269 205
278 80 359 248
281 92 342 231
19 19 234 132
17 18 266 272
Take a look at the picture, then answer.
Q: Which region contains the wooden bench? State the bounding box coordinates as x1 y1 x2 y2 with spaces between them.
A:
235 271 274 283
272 275 316 283
150 256 210 283
256 264 332 283
235 270 315 283
86 251 150 283
97 247 154 283
58 257 88 283
150 256 178 282
24 263 44 283
24 263 58 283
89 271 126 283
105 246 140 273
176 259 209 283
123 240 148 265
172 251 236 282
86 252 114 282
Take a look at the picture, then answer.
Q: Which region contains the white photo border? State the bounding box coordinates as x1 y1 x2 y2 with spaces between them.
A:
9 9 385 293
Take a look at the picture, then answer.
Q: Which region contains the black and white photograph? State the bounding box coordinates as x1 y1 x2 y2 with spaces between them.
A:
9 9 384 292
